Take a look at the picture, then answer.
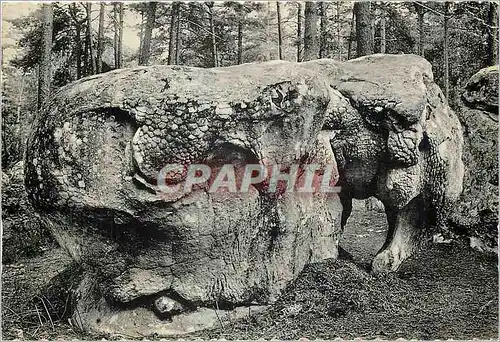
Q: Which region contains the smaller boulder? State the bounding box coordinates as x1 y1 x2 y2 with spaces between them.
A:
462 65 498 115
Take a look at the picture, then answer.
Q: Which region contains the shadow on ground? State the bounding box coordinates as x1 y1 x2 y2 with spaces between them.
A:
2 201 498 340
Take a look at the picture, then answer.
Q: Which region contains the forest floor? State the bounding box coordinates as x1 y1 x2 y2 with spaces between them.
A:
2 201 498 340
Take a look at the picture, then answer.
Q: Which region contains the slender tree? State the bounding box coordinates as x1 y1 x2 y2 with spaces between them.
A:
139 2 157 65
277 1 283 60
297 2 302 62
380 15 386 53
336 2 341 59
415 2 426 57
303 2 318 61
118 3 124 67
237 3 243 64
174 11 181 65
83 9 90 74
370 6 375 51
207 2 218 67
96 3 105 73
38 3 53 111
487 2 498 66
443 1 450 99
319 2 327 58
113 3 120 68
354 2 373 57
348 9 355 59
86 3 96 75
167 2 179 65
69 3 83 79
138 7 144 59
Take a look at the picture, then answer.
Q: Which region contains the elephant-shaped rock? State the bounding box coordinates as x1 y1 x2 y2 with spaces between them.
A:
25 55 464 337
449 65 498 252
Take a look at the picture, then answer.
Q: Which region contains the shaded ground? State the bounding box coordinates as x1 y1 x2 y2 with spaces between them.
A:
2 201 498 340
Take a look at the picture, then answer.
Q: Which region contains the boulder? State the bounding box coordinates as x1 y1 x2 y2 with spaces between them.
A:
449 66 498 253
2 161 54 263
25 61 343 337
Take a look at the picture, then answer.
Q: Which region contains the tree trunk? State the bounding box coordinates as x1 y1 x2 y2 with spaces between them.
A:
444 2 450 100
83 15 89 75
139 2 156 65
297 3 302 62
347 9 355 60
97 3 105 73
75 19 82 79
354 1 373 57
113 3 119 68
380 15 386 53
487 2 498 66
86 3 96 75
16 73 25 125
167 2 179 65
370 6 375 52
319 2 327 58
38 3 53 112
336 2 341 60
277 1 283 60
207 3 218 67
303 2 318 61
417 4 425 57
118 3 124 68
237 3 243 64
139 9 144 60
175 8 181 64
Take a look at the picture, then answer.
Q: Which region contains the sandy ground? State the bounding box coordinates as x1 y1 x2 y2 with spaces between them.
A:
2 200 498 340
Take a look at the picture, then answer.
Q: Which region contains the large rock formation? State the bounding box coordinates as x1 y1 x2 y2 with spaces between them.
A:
24 55 464 337
449 66 498 252
327 55 464 273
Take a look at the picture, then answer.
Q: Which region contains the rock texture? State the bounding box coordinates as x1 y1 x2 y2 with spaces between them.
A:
449 66 498 252
24 55 464 337
326 55 464 274
25 61 343 337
